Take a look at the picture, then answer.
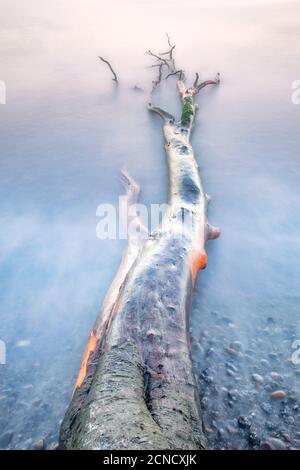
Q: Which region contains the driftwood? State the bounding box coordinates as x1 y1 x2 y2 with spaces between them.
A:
98 56 118 83
60 38 220 450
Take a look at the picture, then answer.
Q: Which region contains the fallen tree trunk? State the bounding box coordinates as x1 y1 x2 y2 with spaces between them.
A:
60 42 220 450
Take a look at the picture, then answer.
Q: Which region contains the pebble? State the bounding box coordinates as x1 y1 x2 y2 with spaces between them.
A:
261 403 272 414
282 433 292 443
252 373 264 384
22 384 34 390
271 390 287 400
201 397 209 408
228 390 240 401
237 416 251 429
230 341 243 351
260 359 270 368
266 437 287 450
226 369 236 378
265 422 276 431
268 352 279 361
261 442 273 450
226 425 238 435
225 347 239 356
15 340 31 348
286 416 294 425
269 372 282 381
33 438 45 450
248 432 261 446
226 362 238 373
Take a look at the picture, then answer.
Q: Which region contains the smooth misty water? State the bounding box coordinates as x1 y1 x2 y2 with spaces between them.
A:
0 0 299 450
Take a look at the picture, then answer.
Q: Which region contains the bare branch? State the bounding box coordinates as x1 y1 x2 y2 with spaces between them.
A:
165 69 184 81
147 34 184 93
151 63 165 93
166 32 172 48
98 56 118 83
146 50 169 68
197 73 220 91
148 103 175 122
179 73 220 99
160 45 176 59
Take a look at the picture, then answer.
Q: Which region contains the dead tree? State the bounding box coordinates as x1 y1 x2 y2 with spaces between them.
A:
60 37 220 450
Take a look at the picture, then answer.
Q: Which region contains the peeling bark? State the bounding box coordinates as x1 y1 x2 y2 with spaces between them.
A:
60 40 220 450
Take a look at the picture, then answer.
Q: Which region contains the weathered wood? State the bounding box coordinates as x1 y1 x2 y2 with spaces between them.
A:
60 42 220 450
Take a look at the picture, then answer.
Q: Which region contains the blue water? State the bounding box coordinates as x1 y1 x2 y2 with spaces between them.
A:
0 0 299 449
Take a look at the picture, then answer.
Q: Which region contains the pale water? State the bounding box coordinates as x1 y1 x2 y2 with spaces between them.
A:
0 0 299 450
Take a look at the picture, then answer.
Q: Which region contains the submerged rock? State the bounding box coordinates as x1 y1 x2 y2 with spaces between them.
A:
32 438 46 450
15 340 31 348
225 347 239 356
252 373 264 384
269 372 283 381
271 390 287 400
261 441 273 450
237 416 251 429
266 437 287 450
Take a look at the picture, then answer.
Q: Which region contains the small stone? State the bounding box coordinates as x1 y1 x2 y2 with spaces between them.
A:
226 425 238 435
0 431 14 447
201 397 209 408
225 347 239 356
230 341 243 351
265 422 276 431
269 372 282 381
33 438 45 450
286 416 294 425
22 384 33 390
226 362 238 372
204 425 213 434
264 384 273 392
282 433 292 443
237 416 251 429
261 442 273 450
15 340 31 348
271 390 287 400
252 373 264 384
267 437 286 450
260 359 270 368
228 389 239 401
248 432 261 446
261 403 272 415
226 369 236 378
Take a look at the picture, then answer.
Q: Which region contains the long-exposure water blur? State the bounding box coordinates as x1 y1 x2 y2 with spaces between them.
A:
0 0 299 450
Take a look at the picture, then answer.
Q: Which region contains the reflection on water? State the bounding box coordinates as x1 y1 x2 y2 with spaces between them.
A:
0 0 299 449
